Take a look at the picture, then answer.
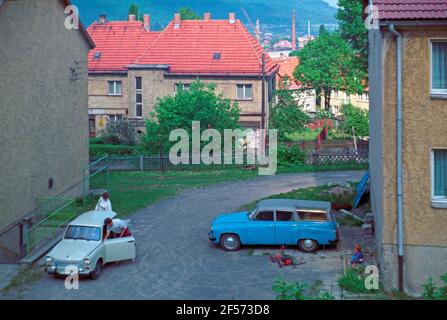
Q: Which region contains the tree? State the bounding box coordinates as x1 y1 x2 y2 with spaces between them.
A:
319 24 327 36
340 103 369 137
293 32 366 111
178 7 201 20
128 3 143 21
270 77 310 141
336 0 368 73
142 81 240 155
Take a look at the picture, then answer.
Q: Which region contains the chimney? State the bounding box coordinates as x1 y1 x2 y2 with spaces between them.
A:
229 12 236 24
291 10 296 51
128 14 136 21
174 13 181 28
99 14 106 25
143 14 150 31
204 12 211 21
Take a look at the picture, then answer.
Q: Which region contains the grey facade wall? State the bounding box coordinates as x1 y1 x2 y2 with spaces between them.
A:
368 28 385 279
0 0 90 260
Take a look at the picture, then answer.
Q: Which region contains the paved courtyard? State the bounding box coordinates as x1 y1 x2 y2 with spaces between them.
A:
2 171 364 300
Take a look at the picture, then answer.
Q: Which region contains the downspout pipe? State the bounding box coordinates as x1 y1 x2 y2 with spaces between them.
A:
389 24 404 292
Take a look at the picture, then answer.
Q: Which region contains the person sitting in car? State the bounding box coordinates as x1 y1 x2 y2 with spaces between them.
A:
103 217 131 240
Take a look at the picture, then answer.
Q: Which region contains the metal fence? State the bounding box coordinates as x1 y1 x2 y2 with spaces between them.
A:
90 150 369 172
307 150 369 165
89 154 260 172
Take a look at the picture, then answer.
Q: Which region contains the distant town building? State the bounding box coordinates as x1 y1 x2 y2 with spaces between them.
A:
273 40 293 50
298 35 315 49
273 56 317 114
0 0 93 262
87 13 279 135
320 89 369 116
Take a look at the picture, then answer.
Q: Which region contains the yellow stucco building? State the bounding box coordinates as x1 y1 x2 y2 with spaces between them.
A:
368 0 447 294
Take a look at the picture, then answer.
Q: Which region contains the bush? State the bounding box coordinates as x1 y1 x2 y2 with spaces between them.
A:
340 103 369 137
422 273 447 300
273 278 335 300
89 137 105 144
338 266 380 294
89 144 143 157
99 119 139 146
277 145 306 166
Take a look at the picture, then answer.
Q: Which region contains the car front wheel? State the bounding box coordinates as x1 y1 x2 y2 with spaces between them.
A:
89 261 102 280
298 239 318 253
220 234 241 251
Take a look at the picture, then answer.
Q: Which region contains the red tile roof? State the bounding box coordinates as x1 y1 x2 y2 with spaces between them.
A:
273 56 302 90
87 19 278 76
373 0 447 21
87 21 160 72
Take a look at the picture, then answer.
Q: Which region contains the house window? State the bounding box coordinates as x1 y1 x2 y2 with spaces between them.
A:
175 83 190 92
135 77 143 117
236 84 253 100
432 149 447 202
107 115 123 122
108 81 122 95
431 41 447 94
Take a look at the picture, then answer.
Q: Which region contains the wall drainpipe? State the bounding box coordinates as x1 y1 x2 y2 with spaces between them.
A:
389 24 404 292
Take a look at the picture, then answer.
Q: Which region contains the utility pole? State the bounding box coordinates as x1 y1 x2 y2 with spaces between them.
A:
261 53 266 130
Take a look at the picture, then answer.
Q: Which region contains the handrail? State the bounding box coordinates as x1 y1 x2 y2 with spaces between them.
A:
27 198 76 253
28 199 75 232
84 154 108 170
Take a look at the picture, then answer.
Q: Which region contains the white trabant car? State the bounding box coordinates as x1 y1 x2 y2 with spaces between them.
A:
45 210 136 279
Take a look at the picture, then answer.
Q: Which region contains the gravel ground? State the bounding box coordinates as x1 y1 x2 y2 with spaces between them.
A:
1 171 365 300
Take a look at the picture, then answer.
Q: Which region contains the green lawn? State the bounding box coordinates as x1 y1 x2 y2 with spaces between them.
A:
82 163 366 217
239 184 358 211
85 169 258 216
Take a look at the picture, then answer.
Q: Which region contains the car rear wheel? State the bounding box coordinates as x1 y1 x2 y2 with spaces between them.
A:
298 239 318 253
89 260 102 280
220 234 241 251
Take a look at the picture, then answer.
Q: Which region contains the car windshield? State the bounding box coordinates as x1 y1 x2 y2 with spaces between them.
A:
248 208 257 220
65 225 101 241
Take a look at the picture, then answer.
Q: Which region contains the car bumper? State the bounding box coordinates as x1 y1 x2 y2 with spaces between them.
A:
208 231 217 242
45 265 91 276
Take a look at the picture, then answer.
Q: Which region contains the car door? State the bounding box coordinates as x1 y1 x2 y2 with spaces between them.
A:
104 236 136 263
274 210 297 245
245 210 276 244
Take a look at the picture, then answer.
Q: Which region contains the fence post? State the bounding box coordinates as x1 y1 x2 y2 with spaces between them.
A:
140 155 144 172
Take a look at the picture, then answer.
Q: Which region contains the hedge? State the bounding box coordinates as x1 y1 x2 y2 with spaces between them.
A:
89 144 143 157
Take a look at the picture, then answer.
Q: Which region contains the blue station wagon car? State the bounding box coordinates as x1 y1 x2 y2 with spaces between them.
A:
209 199 338 252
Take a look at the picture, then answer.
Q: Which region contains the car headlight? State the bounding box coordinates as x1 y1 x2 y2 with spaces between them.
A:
83 258 91 265
45 256 53 265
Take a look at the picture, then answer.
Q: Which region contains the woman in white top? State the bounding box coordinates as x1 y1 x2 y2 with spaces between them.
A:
95 192 112 211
